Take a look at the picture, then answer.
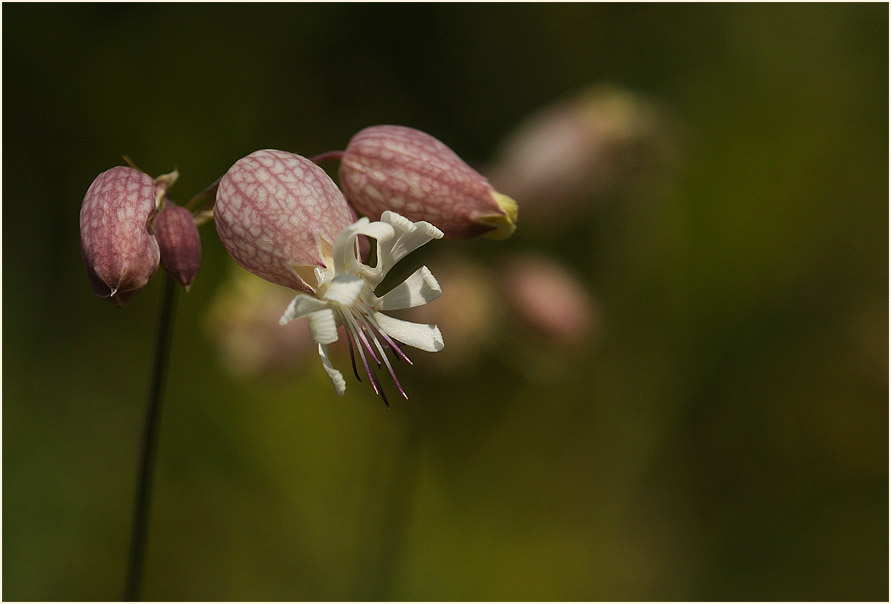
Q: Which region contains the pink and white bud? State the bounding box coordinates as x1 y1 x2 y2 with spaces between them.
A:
500 253 598 347
153 204 201 291
80 166 160 307
339 125 517 240
214 149 355 293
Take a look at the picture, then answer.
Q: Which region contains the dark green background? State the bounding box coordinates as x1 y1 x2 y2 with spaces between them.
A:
3 3 888 601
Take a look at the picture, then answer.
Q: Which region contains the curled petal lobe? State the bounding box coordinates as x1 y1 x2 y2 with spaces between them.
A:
318 344 346 396
375 211 444 280
332 218 395 278
377 266 441 311
372 312 444 353
322 276 366 307
308 309 339 345
279 293 329 324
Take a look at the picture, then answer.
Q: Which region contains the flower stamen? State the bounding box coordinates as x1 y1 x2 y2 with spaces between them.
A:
353 329 380 396
346 334 362 382
342 309 381 366
364 322 408 400
365 310 413 366
343 306 408 401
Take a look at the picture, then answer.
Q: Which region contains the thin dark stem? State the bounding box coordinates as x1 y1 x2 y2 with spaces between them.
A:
124 276 178 601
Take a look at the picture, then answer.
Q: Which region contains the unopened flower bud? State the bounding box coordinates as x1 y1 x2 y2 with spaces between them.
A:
153 204 201 290
80 166 160 306
214 149 355 293
339 125 517 240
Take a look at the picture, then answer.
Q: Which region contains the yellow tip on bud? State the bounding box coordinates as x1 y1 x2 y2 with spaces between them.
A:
481 191 518 240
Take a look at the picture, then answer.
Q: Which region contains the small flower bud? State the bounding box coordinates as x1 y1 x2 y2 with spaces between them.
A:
153 204 201 291
80 166 160 306
339 125 517 240
214 149 355 293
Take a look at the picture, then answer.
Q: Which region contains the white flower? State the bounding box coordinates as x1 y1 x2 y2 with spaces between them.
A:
279 211 445 403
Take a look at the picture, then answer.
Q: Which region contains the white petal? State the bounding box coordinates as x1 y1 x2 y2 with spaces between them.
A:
308 308 339 344
280 294 329 325
323 275 366 306
318 343 346 395
331 218 368 275
375 212 444 282
355 220 397 241
332 217 395 276
377 266 442 311
373 312 444 352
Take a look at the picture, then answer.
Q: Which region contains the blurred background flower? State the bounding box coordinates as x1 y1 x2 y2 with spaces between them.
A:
205 267 316 379
498 252 599 349
487 83 675 234
3 4 887 601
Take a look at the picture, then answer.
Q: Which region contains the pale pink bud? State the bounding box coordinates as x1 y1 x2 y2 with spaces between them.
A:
214 149 355 293
153 204 201 291
80 166 160 307
487 84 669 230
339 125 517 240
500 253 598 347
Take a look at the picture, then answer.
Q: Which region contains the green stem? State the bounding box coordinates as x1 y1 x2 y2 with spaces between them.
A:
124 276 178 601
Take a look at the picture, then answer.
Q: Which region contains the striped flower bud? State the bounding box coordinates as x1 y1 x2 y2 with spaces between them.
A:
214 149 355 294
339 125 517 240
79 166 160 307
153 204 201 291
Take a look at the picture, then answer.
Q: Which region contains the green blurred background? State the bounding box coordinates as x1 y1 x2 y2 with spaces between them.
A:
3 3 888 601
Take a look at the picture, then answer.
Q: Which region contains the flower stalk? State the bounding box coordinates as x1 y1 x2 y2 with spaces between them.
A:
124 275 178 601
